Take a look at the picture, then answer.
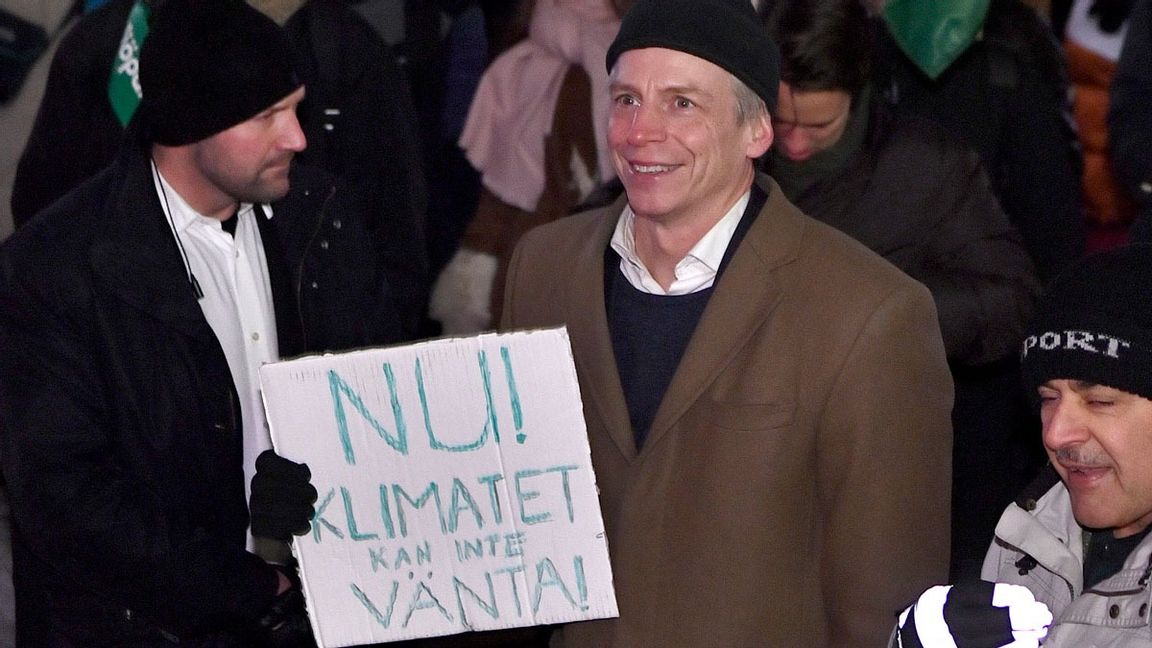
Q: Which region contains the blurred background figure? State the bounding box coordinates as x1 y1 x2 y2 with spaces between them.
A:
0 0 77 240
1109 0 1152 240
353 0 534 294
762 0 1040 581
860 0 1086 579
0 5 79 645
1054 0 1138 250
873 0 1084 282
429 0 622 334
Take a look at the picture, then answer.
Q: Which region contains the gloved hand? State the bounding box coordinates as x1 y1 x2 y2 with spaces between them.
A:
249 449 318 541
896 580 1053 648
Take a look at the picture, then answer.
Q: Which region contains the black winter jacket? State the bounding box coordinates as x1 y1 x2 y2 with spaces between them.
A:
11 0 429 337
0 144 402 646
769 98 1039 367
874 0 1084 280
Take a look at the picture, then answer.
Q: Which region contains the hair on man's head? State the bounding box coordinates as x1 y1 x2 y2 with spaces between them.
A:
765 0 873 96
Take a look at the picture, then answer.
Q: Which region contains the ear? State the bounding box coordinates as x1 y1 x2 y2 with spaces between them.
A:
745 112 773 159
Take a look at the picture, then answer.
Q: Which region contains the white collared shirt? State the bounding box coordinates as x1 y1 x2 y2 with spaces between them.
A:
609 191 752 295
153 165 278 551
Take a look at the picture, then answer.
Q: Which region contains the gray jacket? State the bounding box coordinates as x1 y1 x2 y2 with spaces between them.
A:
981 473 1152 646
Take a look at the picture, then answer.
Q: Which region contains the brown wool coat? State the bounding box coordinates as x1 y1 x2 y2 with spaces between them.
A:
500 175 954 647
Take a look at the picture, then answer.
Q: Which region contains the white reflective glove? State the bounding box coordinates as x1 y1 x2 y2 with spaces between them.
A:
896 581 1053 648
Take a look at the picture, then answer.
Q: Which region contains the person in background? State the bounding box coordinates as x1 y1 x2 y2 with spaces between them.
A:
1053 0 1138 250
868 0 1083 578
501 0 954 644
0 0 404 643
873 0 1084 282
431 0 622 334
894 244 1152 647
763 0 1040 580
1110 0 1152 241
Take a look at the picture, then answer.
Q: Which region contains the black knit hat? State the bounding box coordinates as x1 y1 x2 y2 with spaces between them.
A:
1020 244 1152 402
138 0 302 146
606 0 780 111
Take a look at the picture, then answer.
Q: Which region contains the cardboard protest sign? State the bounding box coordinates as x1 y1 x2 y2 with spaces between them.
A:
260 328 618 646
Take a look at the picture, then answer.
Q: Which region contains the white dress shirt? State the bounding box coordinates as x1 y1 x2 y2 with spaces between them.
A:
152 163 279 551
609 191 751 295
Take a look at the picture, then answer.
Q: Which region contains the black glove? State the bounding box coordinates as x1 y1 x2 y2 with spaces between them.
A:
251 585 316 648
249 449 318 541
895 580 1052 648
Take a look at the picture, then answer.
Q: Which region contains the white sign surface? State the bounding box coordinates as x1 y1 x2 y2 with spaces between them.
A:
260 328 617 646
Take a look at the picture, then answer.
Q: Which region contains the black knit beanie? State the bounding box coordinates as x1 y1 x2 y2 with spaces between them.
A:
138 0 302 146
606 0 781 111
1020 244 1152 402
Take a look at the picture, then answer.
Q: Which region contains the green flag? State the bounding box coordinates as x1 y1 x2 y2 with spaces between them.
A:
108 0 149 126
883 0 990 80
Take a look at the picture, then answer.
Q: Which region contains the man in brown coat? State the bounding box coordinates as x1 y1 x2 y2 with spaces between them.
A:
500 0 954 645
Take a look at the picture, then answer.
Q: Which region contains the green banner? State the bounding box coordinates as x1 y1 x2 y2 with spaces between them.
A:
883 0 990 80
108 0 149 126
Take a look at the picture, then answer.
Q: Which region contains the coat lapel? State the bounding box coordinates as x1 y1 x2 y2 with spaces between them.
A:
89 151 217 343
563 198 638 461
642 177 806 453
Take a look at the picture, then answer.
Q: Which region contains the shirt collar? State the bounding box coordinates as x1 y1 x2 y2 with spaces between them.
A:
151 162 272 232
610 190 751 295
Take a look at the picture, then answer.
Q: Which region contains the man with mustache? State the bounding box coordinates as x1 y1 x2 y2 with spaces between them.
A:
500 0 954 645
0 0 403 644
895 244 1152 647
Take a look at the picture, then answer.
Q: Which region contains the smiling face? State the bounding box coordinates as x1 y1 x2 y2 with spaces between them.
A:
1039 379 1152 537
607 48 773 229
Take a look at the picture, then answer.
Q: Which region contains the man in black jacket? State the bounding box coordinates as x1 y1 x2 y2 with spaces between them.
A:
12 0 430 339
0 0 403 644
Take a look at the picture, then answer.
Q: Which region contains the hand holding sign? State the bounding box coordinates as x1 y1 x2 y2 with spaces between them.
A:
250 449 319 541
260 329 618 647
